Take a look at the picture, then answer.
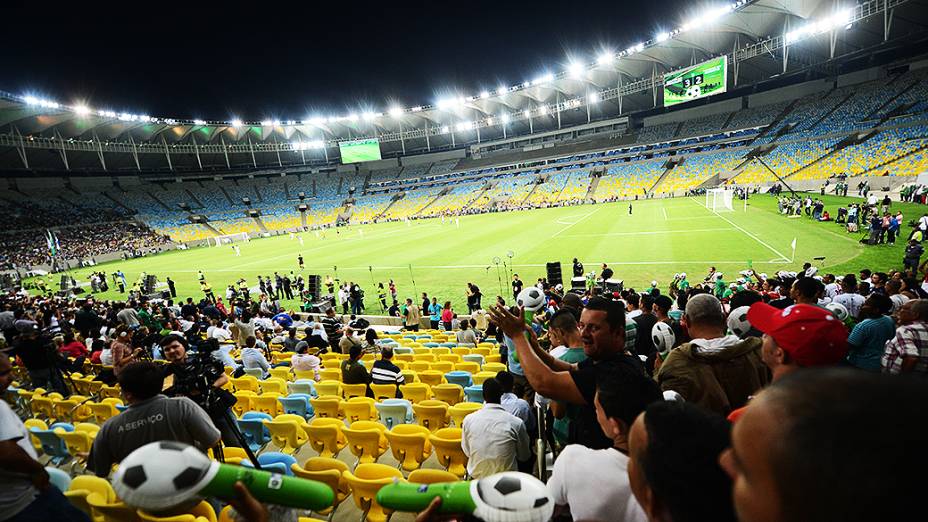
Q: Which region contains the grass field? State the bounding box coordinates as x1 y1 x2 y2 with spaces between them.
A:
43 193 915 311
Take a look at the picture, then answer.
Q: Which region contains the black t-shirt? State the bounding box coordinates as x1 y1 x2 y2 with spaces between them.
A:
568 353 644 449
512 280 523 295
601 268 614 280
573 262 584 277
633 313 659 357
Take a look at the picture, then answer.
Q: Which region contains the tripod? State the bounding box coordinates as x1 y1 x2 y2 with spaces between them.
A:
212 407 262 469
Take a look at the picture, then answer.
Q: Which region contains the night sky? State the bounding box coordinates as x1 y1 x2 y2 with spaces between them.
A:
3 0 695 120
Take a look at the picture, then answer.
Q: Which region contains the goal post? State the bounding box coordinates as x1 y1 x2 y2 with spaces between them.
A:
209 232 250 247
705 188 735 212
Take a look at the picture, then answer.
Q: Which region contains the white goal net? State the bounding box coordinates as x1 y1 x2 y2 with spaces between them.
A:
209 232 250 247
705 188 735 212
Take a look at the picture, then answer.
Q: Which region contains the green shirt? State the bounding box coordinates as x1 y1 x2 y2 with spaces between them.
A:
552 347 589 445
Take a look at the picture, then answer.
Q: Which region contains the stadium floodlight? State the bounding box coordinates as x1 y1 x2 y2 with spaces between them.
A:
588 92 600 104
347 113 359 122
497 85 508 95
538 105 548 115
388 106 403 117
310 140 325 149
785 8 853 44
139 115 151 122
437 98 454 110
410 106 423 112
362 111 376 121
597 51 614 66
500 113 511 124
656 32 670 42
272 119 281 126
23 95 40 106
74 105 91 116
193 119 207 126
532 73 555 86
307 116 324 125
118 113 135 122
455 121 471 132
568 61 585 79
164 118 176 125
486 117 494 125
231 119 243 127
522 109 531 118
441 125 450 133
261 120 272 126
480 90 490 99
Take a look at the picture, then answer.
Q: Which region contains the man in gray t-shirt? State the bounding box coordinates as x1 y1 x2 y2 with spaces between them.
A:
87 362 220 477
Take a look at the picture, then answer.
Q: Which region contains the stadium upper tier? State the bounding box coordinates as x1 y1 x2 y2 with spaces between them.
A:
2 63 928 253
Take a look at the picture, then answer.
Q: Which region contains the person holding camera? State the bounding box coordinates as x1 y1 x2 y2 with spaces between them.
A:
11 324 68 394
86 361 221 478
160 334 241 447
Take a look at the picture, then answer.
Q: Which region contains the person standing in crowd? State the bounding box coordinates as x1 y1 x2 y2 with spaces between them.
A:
495 371 535 434
428 297 441 330
403 298 421 332
547 360 661 522
512 274 524 301
846 293 895 372
440 301 454 331
461 378 531 478
544 309 587 447
883 299 928 374
572 258 584 278
0 354 91 522
656 294 769 416
719 370 927 522
832 274 865 319
628 401 736 522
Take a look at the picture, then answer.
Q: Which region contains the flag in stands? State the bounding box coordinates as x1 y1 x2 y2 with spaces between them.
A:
45 229 59 257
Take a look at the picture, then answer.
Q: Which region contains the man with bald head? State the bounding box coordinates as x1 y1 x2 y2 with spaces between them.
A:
656 293 769 415
883 298 928 374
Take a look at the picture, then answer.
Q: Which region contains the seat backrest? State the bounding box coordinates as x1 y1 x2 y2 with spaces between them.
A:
374 403 409 429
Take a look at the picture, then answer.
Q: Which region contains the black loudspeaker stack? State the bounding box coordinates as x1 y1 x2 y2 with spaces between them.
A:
546 262 563 286
308 275 322 298
60 275 71 291
144 275 158 294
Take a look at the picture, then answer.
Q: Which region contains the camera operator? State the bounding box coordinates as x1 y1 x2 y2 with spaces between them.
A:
86 361 220 478
10 324 68 394
160 334 241 447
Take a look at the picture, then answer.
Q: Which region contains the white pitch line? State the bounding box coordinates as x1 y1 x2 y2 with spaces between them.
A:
167 259 791 273
662 208 668 221
564 227 734 238
552 207 602 237
688 197 790 262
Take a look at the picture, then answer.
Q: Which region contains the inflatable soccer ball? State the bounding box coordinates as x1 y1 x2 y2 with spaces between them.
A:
727 306 752 338
625 316 638 352
651 321 676 353
113 441 219 511
826 302 849 322
685 84 701 98
517 287 546 312
472 471 553 522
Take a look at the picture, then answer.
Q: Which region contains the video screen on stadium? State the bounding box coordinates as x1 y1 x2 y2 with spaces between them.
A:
339 138 382 164
663 56 728 107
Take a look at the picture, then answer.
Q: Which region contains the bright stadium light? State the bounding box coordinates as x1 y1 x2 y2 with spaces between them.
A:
308 116 325 125
597 51 614 66
410 106 423 112
310 140 325 149
656 31 670 42
231 119 243 127
500 113 511 124
588 92 600 104
497 85 508 95
532 73 555 86
785 8 853 44
272 119 281 126
261 120 272 126
486 117 494 125
388 106 403 117
538 105 547 115
139 115 152 122
568 61 585 79
23 95 40 106
455 121 471 132
441 125 450 133
347 113 359 122
480 90 490 99
74 105 91 116
522 109 531 118
362 111 376 121
193 119 207 126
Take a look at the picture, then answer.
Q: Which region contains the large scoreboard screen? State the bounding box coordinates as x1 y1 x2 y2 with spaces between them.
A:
339 138 382 164
663 56 728 107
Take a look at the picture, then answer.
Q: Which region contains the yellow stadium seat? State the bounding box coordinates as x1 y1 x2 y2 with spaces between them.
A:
400 369 418 383
263 414 310 454
370 383 400 400
342 397 377 424
268 367 291 382
309 396 343 419
485 354 502 363
431 347 451 356
430 427 468 478
86 494 141 522
99 385 121 400
384 424 433 472
451 347 471 357
290 457 350 518
250 393 283 417
412 352 434 362
56 395 93 423
412 400 450 432
409 361 431 372
418 370 445 387
438 354 461 364
319 368 342 382
431 383 464 405
399 383 431 404
430 362 454 374
472 371 496 385
482 362 506 373
342 463 405 522
231 391 257 417
454 362 481 374
341 383 368 399
65 474 117 522
306 418 348 458
407 468 460 484
89 398 124 424
56 422 100 471
293 369 318 381
342 420 390 465
230 376 259 393
449 402 483 427
315 380 342 397
259 378 288 395
138 500 217 522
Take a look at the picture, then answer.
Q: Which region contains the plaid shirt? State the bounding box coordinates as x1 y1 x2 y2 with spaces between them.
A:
883 321 928 374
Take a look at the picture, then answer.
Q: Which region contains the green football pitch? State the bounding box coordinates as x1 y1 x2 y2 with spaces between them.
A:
44 194 913 311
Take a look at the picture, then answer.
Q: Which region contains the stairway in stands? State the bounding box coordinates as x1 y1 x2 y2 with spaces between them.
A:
647 166 675 194
251 215 269 233
585 176 600 200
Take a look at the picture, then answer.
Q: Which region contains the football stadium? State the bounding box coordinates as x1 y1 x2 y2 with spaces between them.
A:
2 1 928 521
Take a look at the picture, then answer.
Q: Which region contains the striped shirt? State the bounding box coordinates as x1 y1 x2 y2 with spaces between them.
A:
882 321 928 375
371 359 405 385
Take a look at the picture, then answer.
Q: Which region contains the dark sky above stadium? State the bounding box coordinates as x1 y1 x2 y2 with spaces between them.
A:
4 0 693 120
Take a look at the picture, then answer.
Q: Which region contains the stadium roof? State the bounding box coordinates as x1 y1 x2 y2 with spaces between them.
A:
0 0 925 171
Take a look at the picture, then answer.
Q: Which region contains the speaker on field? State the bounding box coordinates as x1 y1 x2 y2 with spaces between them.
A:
60 275 71 291
308 274 322 298
571 276 586 291
546 262 563 286
143 275 157 294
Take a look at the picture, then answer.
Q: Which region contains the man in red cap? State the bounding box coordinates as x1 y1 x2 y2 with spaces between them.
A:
728 303 848 421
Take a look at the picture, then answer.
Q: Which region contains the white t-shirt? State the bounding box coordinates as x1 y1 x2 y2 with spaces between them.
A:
0 401 39 519
824 283 841 299
890 294 910 313
627 309 643 319
833 293 866 319
547 444 648 522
